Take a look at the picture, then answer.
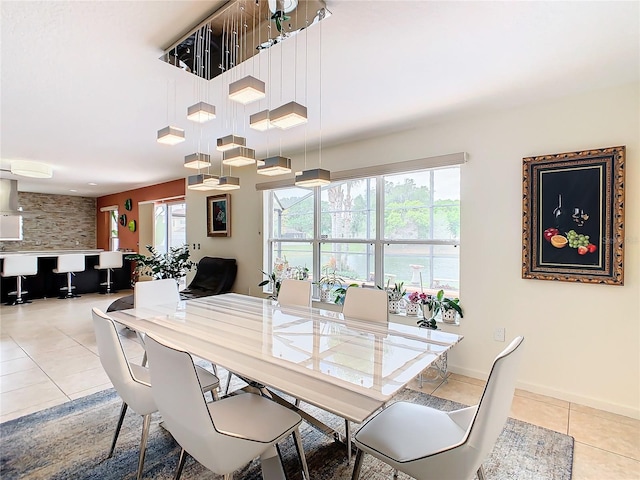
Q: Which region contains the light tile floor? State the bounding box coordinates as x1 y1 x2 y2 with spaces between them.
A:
1 293 638 479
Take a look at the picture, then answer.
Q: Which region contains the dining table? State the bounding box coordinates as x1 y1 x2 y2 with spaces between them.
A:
108 293 464 462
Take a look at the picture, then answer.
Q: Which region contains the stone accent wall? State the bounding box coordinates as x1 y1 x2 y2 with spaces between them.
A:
0 193 96 252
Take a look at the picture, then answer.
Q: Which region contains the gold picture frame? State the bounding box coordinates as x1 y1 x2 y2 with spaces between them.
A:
522 146 625 285
207 194 231 237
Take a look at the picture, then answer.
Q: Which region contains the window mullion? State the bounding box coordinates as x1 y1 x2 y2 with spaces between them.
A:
375 176 384 288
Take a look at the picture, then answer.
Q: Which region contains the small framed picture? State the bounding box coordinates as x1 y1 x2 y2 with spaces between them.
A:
522 146 625 285
207 194 231 237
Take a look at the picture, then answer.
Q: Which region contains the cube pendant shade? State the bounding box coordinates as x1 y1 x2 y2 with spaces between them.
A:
222 146 257 167
295 168 331 187
270 102 308 129
216 176 241 190
187 174 218 190
249 109 274 131
157 126 185 145
217 134 246 152
187 102 216 123
257 156 292 176
184 152 212 169
228 75 266 104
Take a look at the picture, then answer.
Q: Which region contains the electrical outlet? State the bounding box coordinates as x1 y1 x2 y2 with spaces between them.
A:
493 327 506 342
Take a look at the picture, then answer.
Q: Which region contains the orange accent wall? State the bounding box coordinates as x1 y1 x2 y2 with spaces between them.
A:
96 179 185 252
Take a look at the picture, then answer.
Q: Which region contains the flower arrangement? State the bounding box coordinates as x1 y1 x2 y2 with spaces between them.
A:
406 291 432 305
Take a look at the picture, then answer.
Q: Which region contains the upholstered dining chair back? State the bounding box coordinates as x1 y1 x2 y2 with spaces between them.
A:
145 334 308 478
342 286 388 323
278 279 312 307
92 308 155 414
92 307 157 480
465 335 525 460
134 278 179 308
351 336 525 480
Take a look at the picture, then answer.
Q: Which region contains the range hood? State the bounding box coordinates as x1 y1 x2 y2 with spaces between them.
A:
0 179 20 215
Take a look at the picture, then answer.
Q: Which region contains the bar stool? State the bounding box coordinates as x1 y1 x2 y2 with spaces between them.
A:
1 255 38 305
94 251 123 294
53 254 85 298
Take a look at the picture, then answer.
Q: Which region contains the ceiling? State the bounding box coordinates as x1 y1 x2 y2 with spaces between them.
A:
1 1 638 197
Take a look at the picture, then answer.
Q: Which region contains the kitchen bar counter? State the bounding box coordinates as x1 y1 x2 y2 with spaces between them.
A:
0 250 132 302
0 249 103 259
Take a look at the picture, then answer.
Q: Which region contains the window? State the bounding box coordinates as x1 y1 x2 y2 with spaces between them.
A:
110 209 119 251
154 201 187 254
263 166 460 296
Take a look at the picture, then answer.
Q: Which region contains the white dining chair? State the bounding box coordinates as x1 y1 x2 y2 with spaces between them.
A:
92 308 220 480
134 278 180 307
351 336 525 480
342 286 388 323
277 279 312 307
144 334 310 480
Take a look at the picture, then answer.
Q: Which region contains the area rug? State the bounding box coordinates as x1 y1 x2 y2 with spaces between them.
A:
0 388 573 479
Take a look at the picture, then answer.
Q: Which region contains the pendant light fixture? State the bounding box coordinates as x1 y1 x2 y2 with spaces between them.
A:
257 155 292 176
229 75 266 104
249 109 274 131
187 173 219 191
294 168 330 186
157 126 185 145
295 8 330 187
187 101 216 123
270 101 308 129
184 152 212 169
222 146 259 167
216 134 246 151
157 75 185 145
215 175 241 190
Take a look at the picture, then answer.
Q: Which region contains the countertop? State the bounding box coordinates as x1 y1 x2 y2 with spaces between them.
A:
0 249 104 259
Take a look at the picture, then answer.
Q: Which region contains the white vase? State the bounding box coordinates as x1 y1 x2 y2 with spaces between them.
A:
388 299 402 314
405 302 420 316
442 309 458 323
320 289 332 302
421 304 433 319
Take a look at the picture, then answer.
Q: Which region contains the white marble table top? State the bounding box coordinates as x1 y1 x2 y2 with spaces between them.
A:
108 293 464 423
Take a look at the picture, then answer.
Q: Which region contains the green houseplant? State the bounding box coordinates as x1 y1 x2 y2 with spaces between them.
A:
126 245 195 283
384 281 406 314
417 289 464 328
315 268 344 303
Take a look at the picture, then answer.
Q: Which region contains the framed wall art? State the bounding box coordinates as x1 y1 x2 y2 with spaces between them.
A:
522 146 625 285
207 194 231 237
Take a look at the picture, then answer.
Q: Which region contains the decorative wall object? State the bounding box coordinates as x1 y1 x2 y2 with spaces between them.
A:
128 220 136 232
522 146 625 285
119 214 127 226
207 194 231 237
124 198 132 211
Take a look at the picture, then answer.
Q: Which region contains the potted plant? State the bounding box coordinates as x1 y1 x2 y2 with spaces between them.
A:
405 291 427 316
259 264 309 300
417 289 464 327
126 245 195 285
315 268 344 303
332 282 359 305
385 281 406 314
259 270 281 300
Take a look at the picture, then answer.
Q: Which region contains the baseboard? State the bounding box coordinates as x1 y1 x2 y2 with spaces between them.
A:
448 365 640 421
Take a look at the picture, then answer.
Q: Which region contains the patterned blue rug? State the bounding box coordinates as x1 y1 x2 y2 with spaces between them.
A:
0 388 573 479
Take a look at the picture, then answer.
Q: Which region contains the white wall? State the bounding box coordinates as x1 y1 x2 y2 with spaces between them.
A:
187 82 640 418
